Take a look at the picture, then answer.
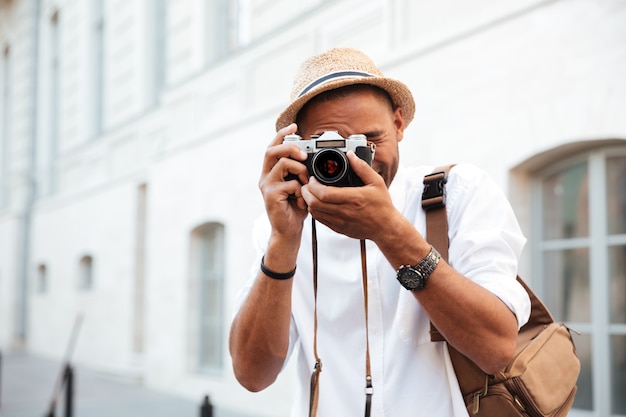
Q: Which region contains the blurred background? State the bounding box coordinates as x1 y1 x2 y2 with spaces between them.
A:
0 0 624 416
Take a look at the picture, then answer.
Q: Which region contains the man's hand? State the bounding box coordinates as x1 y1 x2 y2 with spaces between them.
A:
301 150 397 241
259 123 310 240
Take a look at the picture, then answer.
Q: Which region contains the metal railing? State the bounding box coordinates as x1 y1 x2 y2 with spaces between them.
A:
200 395 214 417
0 331 216 417
45 363 74 417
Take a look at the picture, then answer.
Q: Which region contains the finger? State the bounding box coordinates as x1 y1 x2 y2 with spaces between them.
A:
261 158 306 193
282 186 309 215
263 141 308 176
346 151 379 185
286 183 308 210
269 123 298 147
264 123 303 170
278 158 310 186
302 178 345 206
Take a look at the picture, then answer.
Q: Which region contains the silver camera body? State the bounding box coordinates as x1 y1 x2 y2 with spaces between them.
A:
283 131 375 186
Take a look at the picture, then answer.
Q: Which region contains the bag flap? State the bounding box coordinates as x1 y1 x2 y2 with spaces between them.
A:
504 323 580 414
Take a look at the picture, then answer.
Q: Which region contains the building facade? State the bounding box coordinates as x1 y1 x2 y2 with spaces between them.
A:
0 0 624 415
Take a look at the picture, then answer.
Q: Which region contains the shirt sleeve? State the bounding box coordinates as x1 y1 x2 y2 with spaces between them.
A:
445 164 531 329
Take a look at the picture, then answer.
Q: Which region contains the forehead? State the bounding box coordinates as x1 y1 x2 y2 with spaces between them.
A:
299 84 393 116
296 86 394 132
298 91 394 139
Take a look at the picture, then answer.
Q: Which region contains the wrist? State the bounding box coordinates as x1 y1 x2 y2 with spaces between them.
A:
261 256 296 280
269 226 303 247
374 215 433 270
263 235 300 277
396 245 441 291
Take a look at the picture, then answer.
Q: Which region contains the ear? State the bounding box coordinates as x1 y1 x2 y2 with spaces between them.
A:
393 107 406 143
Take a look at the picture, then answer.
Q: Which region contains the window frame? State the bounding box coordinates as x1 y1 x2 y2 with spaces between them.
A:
190 221 226 373
90 0 105 137
36 263 48 294
204 0 240 65
1 44 11 209
48 9 60 195
79 255 94 291
531 145 626 416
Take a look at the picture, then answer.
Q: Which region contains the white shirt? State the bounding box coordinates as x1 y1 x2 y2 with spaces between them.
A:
235 164 531 417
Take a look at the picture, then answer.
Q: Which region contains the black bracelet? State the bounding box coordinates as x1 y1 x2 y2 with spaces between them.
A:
260 256 296 280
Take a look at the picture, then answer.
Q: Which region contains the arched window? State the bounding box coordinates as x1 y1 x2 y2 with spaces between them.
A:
79 255 94 290
1 44 11 209
531 144 626 415
190 222 225 372
37 263 48 294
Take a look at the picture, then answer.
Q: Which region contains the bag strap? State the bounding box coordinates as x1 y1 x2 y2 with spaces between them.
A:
422 164 555 337
422 164 556 403
423 164 493 407
422 165 454 342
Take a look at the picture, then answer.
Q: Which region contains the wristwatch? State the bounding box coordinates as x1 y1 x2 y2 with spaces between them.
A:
396 246 441 291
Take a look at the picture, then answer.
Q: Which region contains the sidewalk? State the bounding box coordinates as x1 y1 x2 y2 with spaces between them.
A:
0 351 251 417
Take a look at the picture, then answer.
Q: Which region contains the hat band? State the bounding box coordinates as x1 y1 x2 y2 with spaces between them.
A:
297 70 375 98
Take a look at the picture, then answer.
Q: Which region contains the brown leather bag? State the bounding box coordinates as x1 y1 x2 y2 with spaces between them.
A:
422 165 580 417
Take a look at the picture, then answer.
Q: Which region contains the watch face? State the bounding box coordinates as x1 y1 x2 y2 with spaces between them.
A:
399 267 425 291
397 246 441 291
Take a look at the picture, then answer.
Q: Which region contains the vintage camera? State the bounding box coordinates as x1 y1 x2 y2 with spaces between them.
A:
283 131 375 187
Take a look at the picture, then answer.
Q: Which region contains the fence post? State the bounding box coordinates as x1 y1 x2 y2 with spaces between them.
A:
200 395 213 417
64 365 73 417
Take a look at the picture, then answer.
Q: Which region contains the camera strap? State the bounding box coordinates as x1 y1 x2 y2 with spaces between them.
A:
309 218 373 417
309 219 321 417
360 238 374 417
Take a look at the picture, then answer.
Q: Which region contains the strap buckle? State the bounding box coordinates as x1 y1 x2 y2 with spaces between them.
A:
421 171 448 210
364 375 373 395
364 375 373 417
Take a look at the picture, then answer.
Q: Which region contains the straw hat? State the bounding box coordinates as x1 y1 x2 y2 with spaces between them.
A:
276 48 415 131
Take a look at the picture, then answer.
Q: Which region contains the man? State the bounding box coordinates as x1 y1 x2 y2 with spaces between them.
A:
229 48 530 416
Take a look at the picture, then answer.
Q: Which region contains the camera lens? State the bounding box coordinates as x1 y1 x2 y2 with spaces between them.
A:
311 149 348 185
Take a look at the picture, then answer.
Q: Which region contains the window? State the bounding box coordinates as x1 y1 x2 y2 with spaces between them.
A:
79 255 94 290
191 222 225 371
133 184 147 353
48 10 60 194
533 146 626 416
37 264 48 294
145 0 167 107
90 0 105 136
1 44 10 208
205 0 239 64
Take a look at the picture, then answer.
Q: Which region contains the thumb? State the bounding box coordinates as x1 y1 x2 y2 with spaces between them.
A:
347 150 379 185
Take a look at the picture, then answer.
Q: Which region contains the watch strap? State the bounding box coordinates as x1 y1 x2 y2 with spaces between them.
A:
413 245 440 279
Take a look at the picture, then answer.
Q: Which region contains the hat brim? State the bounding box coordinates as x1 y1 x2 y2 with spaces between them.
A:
275 77 415 131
